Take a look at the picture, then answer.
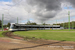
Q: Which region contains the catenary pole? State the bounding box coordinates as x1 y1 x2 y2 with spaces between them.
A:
56 20 57 29
2 14 4 31
72 21 74 29
56 20 57 25
17 17 18 24
68 11 70 31
63 19 64 29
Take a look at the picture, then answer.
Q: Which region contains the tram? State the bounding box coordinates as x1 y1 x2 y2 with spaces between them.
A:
9 23 63 31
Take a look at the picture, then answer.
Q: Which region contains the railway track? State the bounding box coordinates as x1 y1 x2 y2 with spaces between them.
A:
2 32 24 40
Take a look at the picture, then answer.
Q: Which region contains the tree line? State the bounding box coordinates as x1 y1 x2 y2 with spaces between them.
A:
0 20 10 28
53 21 75 29
0 20 75 29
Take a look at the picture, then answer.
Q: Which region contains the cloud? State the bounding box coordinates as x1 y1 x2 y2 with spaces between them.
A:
26 0 63 22
0 1 30 24
27 0 63 10
66 0 75 7
0 0 75 24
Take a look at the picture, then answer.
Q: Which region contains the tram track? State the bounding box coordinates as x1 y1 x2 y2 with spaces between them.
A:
2 31 24 40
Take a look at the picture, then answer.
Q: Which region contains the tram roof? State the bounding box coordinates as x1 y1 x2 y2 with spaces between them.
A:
13 23 60 27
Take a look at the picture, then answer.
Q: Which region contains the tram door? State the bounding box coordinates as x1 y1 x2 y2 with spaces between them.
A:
37 28 38 30
25 28 26 30
50 28 52 30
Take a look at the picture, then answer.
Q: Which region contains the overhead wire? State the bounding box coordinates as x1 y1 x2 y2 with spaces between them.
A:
1 0 22 19
0 0 23 24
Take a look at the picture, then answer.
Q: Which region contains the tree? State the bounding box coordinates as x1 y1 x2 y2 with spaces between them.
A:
7 23 10 28
26 20 31 25
30 22 37 25
26 20 37 25
3 25 7 28
42 23 46 25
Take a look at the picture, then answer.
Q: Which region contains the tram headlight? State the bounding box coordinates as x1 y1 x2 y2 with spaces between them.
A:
9 29 12 31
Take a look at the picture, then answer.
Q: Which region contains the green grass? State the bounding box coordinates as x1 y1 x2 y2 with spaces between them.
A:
28 29 75 31
0 31 6 37
14 29 75 41
0 28 2 30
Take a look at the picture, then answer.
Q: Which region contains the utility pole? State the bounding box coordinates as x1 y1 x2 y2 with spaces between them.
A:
17 17 18 24
56 20 57 25
2 14 4 31
44 22 45 30
72 21 74 29
68 11 70 31
56 20 57 29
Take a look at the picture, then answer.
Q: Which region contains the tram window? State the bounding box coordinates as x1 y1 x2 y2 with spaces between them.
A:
10 27 14 29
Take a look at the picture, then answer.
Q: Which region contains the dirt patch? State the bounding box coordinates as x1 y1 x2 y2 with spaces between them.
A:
0 37 75 50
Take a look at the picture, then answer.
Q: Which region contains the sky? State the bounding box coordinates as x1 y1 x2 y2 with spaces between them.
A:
0 0 75 24
0 0 12 2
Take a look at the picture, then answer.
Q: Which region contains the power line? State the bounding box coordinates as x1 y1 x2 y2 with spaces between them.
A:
1 0 22 18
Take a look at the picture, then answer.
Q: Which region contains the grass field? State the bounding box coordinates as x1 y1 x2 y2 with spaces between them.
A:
0 31 6 37
14 29 75 41
28 29 75 31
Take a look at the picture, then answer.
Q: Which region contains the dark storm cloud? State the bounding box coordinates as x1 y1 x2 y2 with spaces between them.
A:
66 0 75 7
26 0 63 22
27 0 62 11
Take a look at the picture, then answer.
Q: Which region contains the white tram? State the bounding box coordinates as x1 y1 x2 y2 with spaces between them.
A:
9 23 63 31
